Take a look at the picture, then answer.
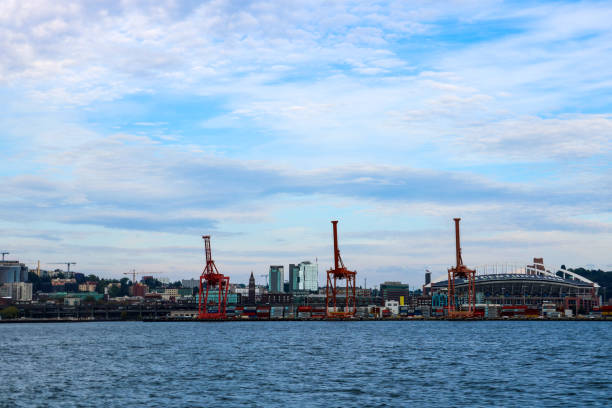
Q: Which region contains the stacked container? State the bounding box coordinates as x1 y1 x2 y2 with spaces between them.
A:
256 306 271 319
270 306 284 319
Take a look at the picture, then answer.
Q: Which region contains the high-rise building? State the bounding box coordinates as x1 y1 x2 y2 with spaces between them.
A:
288 261 318 292
181 279 199 289
248 272 255 304
0 260 29 284
269 265 284 293
288 264 300 292
301 261 318 292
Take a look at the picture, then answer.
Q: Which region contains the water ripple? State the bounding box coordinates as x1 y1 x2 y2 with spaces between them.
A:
0 321 610 407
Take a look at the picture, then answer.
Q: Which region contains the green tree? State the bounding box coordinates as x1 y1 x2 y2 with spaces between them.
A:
109 286 122 298
569 268 612 303
143 277 162 289
96 281 106 294
118 278 131 296
1 306 19 319
28 272 41 290
87 274 100 282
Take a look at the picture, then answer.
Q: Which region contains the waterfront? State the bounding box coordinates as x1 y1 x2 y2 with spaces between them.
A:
1 321 611 407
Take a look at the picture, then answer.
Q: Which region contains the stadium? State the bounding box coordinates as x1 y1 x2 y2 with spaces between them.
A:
425 258 600 314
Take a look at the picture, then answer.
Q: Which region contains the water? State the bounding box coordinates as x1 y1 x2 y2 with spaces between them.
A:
1 321 610 407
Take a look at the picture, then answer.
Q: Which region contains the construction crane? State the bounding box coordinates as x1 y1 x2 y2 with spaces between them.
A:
123 270 162 284
325 220 357 319
1 252 9 261
49 262 76 273
447 218 476 318
198 235 230 320
259 274 268 287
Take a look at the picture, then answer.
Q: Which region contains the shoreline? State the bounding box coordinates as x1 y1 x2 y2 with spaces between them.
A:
1 317 609 323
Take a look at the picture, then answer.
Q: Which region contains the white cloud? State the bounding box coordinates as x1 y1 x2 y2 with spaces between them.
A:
1 1 611 279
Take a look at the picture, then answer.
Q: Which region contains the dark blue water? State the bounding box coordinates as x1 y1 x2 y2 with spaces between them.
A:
1 321 610 407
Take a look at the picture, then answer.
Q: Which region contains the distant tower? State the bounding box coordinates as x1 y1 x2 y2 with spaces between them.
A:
248 271 255 304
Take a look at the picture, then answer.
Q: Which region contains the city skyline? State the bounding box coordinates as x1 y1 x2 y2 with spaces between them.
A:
1 1 611 288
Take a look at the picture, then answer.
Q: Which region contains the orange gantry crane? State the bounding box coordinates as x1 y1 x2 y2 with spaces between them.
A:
447 218 476 318
325 220 357 318
198 235 230 320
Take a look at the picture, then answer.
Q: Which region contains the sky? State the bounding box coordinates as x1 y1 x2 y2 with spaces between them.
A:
0 0 611 287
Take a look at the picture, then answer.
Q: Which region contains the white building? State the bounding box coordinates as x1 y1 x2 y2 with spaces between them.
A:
384 300 399 315
235 287 263 296
289 261 318 292
0 282 33 301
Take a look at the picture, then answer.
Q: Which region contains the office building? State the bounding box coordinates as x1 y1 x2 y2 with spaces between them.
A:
0 282 33 301
0 260 29 284
181 279 199 289
380 282 410 305
269 265 284 293
288 264 300 292
288 261 318 292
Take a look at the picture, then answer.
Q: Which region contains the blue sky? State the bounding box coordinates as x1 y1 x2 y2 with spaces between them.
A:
0 0 610 286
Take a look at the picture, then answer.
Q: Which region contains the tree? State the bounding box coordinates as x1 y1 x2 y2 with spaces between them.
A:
28 272 51 292
143 277 162 289
84 295 96 303
1 306 19 319
109 286 122 298
569 268 612 303
28 272 40 290
95 281 106 294
168 280 182 288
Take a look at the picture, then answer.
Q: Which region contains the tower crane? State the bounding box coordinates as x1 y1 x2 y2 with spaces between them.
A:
1 252 9 261
260 274 269 287
123 270 162 284
49 262 76 273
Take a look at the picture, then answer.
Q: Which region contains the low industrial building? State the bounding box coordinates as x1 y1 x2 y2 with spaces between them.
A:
380 281 410 305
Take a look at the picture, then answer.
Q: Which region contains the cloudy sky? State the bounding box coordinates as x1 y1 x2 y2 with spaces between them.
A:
1 0 610 286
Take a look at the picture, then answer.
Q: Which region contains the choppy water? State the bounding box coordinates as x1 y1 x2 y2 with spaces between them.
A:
1 321 610 407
